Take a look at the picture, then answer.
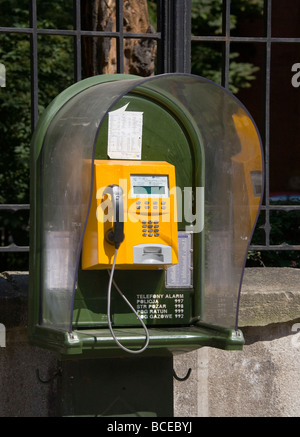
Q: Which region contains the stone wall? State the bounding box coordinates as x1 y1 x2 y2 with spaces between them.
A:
174 268 300 417
0 272 58 417
0 268 299 417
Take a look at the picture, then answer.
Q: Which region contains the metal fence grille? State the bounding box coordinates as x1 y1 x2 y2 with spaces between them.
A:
191 0 300 265
0 0 299 267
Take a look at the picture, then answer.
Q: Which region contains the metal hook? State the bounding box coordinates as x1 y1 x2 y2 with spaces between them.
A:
36 367 62 384
173 367 192 382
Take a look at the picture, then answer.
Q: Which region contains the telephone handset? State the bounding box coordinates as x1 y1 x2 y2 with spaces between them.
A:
103 184 124 249
103 184 149 354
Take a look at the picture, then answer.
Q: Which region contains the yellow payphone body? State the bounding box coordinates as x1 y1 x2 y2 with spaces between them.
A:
82 160 178 270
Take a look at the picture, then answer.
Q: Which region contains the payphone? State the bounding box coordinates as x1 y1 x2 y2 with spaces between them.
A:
82 160 179 353
28 73 263 357
82 160 178 270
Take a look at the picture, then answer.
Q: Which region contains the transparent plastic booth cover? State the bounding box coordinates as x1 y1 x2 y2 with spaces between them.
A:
37 74 263 331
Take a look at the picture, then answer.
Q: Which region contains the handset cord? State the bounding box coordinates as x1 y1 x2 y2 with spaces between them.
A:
107 248 150 354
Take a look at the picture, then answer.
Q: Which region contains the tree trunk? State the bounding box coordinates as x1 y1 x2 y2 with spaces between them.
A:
81 0 156 77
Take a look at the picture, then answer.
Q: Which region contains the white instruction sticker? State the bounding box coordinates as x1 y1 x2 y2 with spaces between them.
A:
107 103 143 160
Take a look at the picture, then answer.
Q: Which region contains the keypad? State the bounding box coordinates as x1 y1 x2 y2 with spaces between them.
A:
135 200 168 237
141 219 160 237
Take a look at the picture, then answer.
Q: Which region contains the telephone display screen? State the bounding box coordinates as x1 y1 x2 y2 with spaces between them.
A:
130 174 169 198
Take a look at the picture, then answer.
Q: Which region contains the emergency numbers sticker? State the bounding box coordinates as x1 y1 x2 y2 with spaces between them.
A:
107 103 143 160
166 232 193 288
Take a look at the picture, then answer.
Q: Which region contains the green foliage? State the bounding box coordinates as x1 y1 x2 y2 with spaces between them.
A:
228 54 260 94
0 1 73 269
0 1 73 204
191 0 224 35
0 31 31 204
191 0 264 34
191 0 263 93
147 0 157 28
191 44 260 94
